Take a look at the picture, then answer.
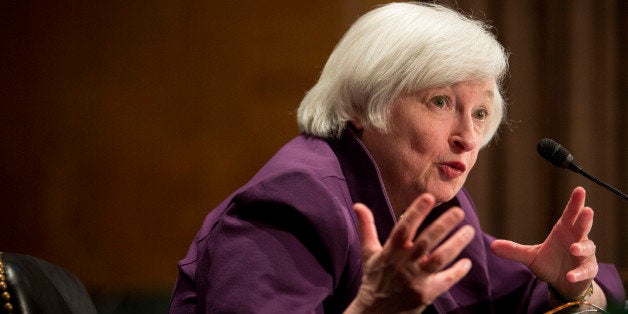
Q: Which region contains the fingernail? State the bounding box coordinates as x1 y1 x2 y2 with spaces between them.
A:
419 198 431 207
462 259 472 271
462 227 474 240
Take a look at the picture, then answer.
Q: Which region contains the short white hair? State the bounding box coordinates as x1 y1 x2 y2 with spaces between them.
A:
297 2 508 147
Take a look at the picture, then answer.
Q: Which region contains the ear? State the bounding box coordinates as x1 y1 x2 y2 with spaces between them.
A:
351 117 364 131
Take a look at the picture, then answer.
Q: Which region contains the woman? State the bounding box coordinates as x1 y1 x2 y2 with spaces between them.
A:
170 3 625 313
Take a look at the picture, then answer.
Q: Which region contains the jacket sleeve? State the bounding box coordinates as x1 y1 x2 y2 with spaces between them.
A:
193 171 362 313
594 263 626 308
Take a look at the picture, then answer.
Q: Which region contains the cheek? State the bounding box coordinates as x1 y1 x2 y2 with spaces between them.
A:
469 148 480 165
407 127 445 155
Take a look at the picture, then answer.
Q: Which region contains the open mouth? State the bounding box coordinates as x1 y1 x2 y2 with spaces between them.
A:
443 161 466 172
438 161 466 178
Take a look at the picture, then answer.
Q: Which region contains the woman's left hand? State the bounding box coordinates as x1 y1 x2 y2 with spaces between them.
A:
490 186 603 303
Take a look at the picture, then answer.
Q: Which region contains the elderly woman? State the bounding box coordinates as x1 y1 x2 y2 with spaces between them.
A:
169 2 624 313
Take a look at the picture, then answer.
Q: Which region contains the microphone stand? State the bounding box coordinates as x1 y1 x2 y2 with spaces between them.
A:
576 169 628 201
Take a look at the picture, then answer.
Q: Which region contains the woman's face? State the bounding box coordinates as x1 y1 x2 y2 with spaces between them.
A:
358 80 495 216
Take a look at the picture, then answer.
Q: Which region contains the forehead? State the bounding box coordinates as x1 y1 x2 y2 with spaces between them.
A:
426 80 495 98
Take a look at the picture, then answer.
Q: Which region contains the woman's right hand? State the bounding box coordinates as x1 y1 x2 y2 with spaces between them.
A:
344 193 475 313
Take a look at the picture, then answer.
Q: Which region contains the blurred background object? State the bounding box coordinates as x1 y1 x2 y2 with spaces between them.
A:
1 0 625 312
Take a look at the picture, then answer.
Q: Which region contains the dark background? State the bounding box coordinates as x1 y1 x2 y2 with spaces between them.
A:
1 0 626 312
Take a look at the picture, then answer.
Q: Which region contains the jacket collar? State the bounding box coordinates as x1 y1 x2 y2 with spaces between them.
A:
327 126 397 245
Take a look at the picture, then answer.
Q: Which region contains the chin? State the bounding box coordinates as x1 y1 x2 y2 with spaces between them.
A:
430 186 461 204
433 194 456 204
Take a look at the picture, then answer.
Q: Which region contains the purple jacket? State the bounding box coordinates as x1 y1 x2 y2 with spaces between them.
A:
170 129 625 313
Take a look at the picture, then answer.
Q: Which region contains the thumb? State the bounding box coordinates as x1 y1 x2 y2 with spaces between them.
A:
353 203 382 260
490 239 536 267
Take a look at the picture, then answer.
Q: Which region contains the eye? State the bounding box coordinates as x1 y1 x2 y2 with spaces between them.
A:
473 107 489 121
430 95 449 109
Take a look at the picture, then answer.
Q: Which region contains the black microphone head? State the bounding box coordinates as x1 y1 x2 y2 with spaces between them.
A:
537 138 565 167
537 138 580 172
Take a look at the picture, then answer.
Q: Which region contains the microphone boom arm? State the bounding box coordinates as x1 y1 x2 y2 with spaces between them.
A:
577 169 628 201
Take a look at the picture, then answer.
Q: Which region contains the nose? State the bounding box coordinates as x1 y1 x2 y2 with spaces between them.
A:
449 115 478 152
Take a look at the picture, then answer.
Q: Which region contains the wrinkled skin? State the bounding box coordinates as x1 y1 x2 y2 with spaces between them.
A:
346 194 474 313
491 187 606 308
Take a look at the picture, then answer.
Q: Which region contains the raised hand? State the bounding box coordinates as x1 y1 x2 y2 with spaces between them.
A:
345 193 475 313
490 187 603 304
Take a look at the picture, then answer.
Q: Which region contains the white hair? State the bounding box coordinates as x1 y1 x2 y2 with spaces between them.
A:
297 2 509 147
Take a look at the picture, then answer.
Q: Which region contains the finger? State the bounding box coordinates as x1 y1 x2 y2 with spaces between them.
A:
410 206 465 260
419 225 475 272
572 207 594 239
418 258 472 304
490 240 537 267
388 194 436 251
560 187 586 225
566 259 598 282
353 203 382 260
570 239 596 257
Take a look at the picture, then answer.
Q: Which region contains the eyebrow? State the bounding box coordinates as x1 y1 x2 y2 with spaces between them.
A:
484 89 495 99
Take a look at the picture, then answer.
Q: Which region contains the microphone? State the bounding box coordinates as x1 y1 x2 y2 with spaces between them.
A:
537 138 627 201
